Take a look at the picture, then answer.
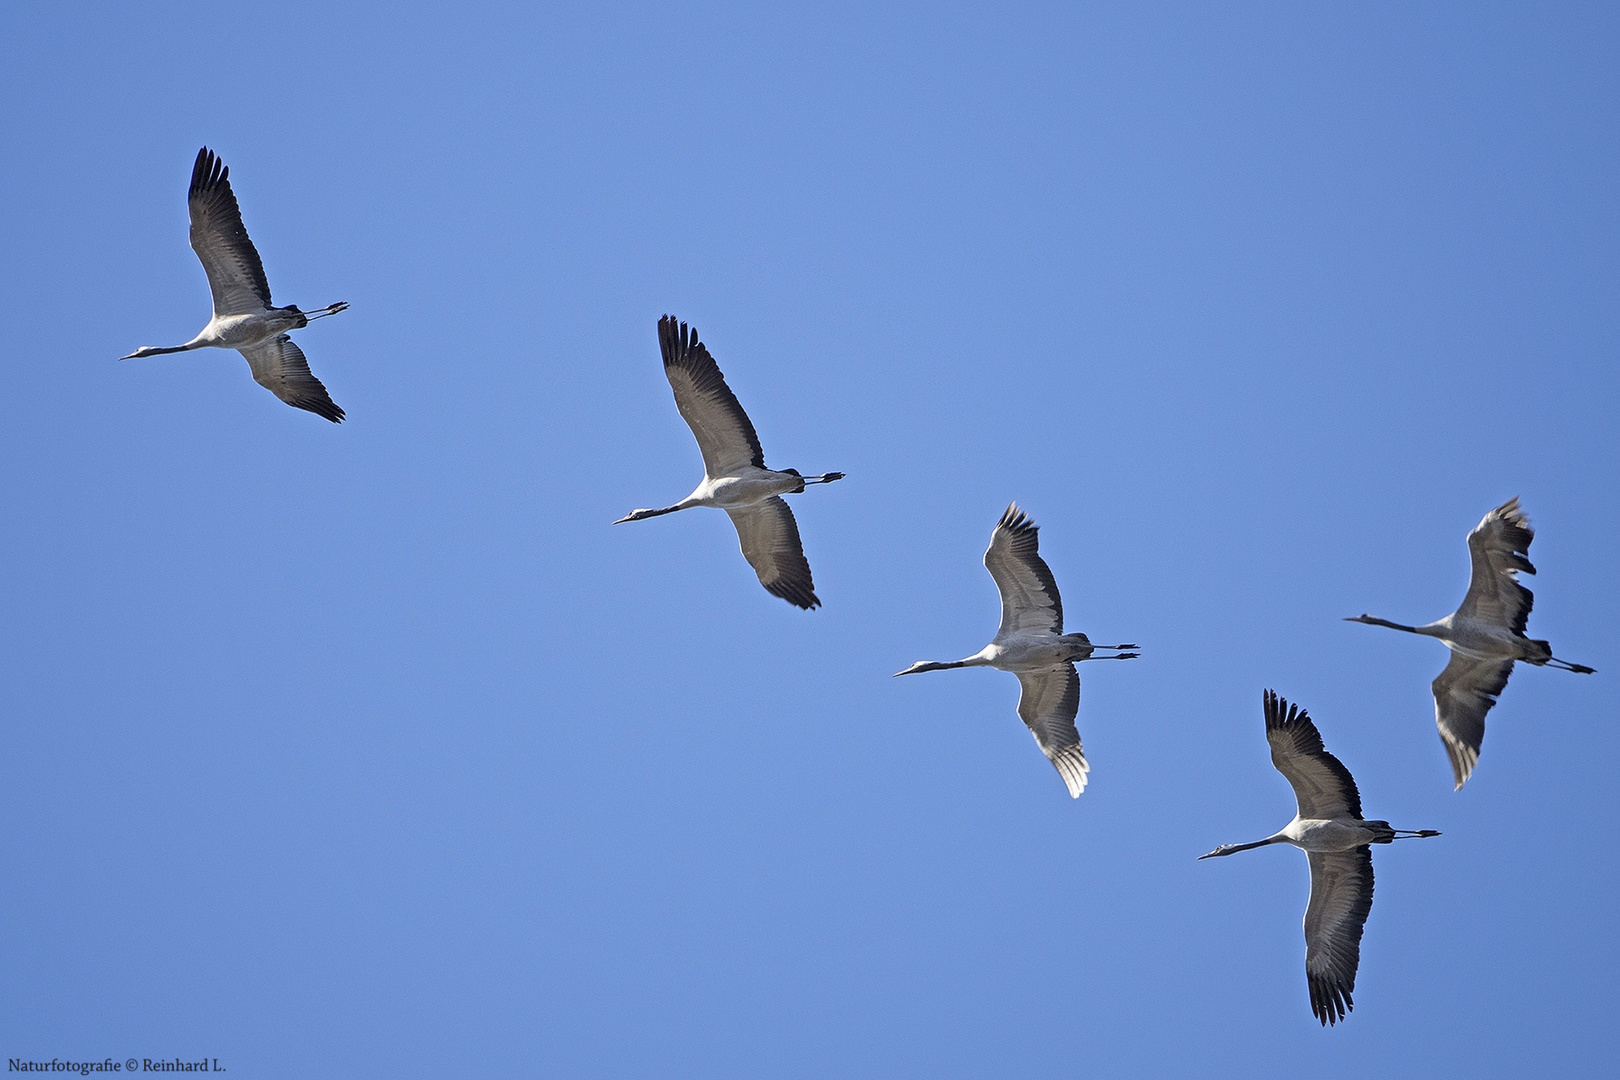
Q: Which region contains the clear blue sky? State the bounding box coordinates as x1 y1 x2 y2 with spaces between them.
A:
3 2 1616 1076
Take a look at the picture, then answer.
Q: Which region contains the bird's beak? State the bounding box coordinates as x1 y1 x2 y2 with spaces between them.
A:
1196 846 1227 860
612 512 635 524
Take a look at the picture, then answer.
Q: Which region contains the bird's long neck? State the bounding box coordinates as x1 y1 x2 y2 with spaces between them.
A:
927 658 986 672
123 343 198 359
1200 835 1287 859
898 656 991 675
1351 615 1434 636
614 503 688 524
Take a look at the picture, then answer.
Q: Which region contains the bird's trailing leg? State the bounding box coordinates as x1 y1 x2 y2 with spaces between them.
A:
1547 657 1596 674
802 472 844 484
303 301 349 321
1390 830 1441 840
1080 651 1139 661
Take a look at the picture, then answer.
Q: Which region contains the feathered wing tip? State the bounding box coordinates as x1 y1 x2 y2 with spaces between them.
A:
992 502 1046 571
190 146 227 197
657 314 691 365
996 502 1038 540
1263 689 1303 732
1046 743 1089 797
1263 689 1364 819
1476 496 1537 575
764 575 820 610
1309 973 1353 1026
1439 727 1480 791
658 315 721 386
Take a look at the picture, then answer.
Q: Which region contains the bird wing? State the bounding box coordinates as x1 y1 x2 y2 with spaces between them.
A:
1015 664 1088 797
725 496 819 609
1431 652 1515 789
659 316 765 478
238 336 345 423
1304 847 1374 1026
1456 497 1536 635
1264 691 1362 820
188 147 273 318
984 503 1064 637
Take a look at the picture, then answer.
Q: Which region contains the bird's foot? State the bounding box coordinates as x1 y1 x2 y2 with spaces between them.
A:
305 301 349 321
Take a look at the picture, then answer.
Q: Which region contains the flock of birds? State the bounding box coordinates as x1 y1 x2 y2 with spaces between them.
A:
123 147 1597 1028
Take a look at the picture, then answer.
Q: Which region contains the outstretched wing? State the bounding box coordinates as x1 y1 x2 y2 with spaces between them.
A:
1431 653 1515 789
1015 664 1088 797
725 496 819 609
188 147 273 318
1304 847 1374 1026
984 503 1064 637
238 336 345 423
659 316 765 478
1264 690 1362 820
1457 497 1536 636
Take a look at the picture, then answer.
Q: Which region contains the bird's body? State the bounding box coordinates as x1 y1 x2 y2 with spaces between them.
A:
1346 497 1594 788
615 316 843 609
894 504 1138 797
121 147 348 422
1200 691 1440 1026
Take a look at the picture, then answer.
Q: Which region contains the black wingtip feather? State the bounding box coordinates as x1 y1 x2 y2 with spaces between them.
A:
1263 689 1364 818
190 146 227 198
1309 974 1352 1026
765 579 820 610
658 314 696 367
997 502 1037 538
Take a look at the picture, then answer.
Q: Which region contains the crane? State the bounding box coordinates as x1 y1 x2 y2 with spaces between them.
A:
1346 497 1595 788
894 503 1137 796
1199 690 1440 1025
615 316 843 609
121 147 348 422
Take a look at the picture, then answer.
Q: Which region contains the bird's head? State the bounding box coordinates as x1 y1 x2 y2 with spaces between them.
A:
893 661 947 677
1343 614 1380 625
119 346 162 360
1196 844 1239 860
614 509 653 524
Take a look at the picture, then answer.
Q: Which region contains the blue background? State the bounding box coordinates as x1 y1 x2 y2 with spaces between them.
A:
3 2 1616 1076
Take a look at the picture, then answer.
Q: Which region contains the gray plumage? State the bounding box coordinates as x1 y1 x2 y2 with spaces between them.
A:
895 504 1138 797
1347 497 1595 788
121 147 348 423
1200 692 1440 1026
615 317 842 609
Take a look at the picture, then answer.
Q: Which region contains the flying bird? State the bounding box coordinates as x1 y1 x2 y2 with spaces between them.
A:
121 147 348 422
1199 691 1440 1026
894 504 1137 797
1346 497 1594 788
615 316 843 609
